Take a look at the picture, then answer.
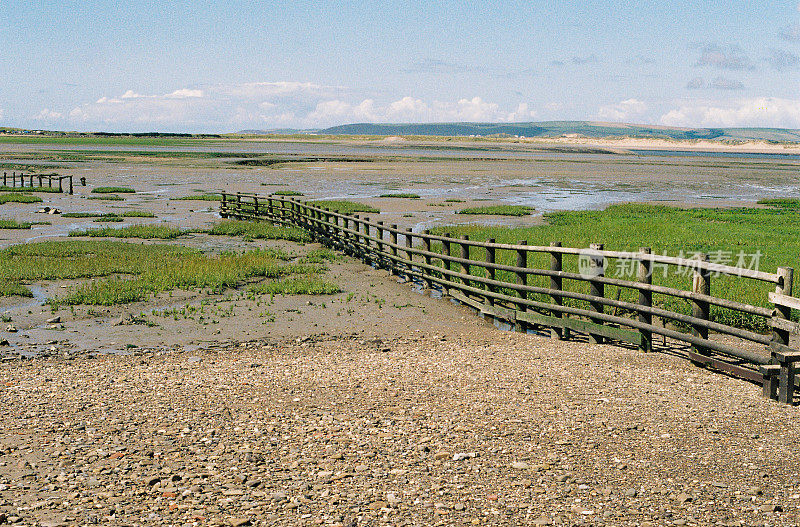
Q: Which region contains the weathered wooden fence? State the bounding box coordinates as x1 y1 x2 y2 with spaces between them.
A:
2 172 73 194
220 192 800 404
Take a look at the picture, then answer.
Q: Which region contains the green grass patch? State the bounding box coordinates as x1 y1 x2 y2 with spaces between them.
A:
63 211 156 219
69 225 184 239
758 198 800 208
457 205 535 216
173 193 222 201
444 198 465 203
93 216 124 222
87 195 124 201
206 220 310 242
92 186 136 194
0 240 333 304
272 190 304 196
248 276 340 295
433 203 800 332
0 185 62 193
0 193 43 204
379 192 421 199
0 219 32 229
308 200 380 214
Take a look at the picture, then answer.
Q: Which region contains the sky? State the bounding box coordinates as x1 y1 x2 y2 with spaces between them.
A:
1 0 799 133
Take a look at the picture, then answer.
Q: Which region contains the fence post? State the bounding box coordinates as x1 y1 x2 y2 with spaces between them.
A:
12 172 16 188
485 239 495 305
459 235 470 290
773 267 795 403
405 228 414 280
2 172 5 186
351 215 361 257
221 193 228 217
637 247 653 352
515 241 528 333
690 253 711 357
549 242 564 340
588 243 605 344
389 225 399 274
422 231 432 288
441 234 451 294
376 221 385 265
68 176 73 195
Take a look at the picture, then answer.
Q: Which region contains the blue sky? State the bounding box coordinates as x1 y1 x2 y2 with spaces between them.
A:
1 1 799 132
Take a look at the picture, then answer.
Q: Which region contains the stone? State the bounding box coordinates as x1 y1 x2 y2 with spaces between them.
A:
676 492 692 504
46 316 61 324
511 461 530 470
228 519 251 527
452 452 477 461
624 488 638 497
5 325 16 333
433 450 452 460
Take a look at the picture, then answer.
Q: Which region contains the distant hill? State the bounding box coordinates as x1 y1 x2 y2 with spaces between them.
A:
314 121 800 142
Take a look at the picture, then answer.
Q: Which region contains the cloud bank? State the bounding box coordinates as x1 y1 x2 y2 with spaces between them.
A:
660 97 800 128
33 82 538 131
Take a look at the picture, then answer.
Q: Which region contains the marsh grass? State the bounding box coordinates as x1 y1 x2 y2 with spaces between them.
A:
0 193 43 204
248 276 340 295
0 219 32 229
308 200 379 214
272 190 304 196
69 225 184 239
91 186 136 194
0 186 62 193
0 240 335 305
63 211 156 219
380 192 421 199
457 205 535 216
87 195 124 201
432 203 800 332
173 193 222 201
206 220 310 242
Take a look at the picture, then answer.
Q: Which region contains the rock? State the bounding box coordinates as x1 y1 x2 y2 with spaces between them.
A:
433 450 451 460
5 325 17 333
453 452 477 461
760 504 782 513
144 475 161 486
46 316 61 324
229 519 251 527
0 339 8 346
511 461 530 470
624 488 638 497
676 492 692 504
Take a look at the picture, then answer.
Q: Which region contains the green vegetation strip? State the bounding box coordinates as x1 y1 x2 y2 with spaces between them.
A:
308 200 379 214
68 220 309 242
0 193 43 204
272 190 304 196
432 203 800 332
457 205 535 216
87 195 124 201
0 240 335 305
63 211 156 219
379 193 421 199
92 186 135 194
0 219 32 229
173 194 222 201
0 186 62 193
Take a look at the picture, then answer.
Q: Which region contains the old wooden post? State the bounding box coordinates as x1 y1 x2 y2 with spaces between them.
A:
376 221 385 262
549 242 564 340
405 228 414 280
485 239 496 322
691 253 711 356
2 172 5 186
773 267 795 403
68 176 73 195
422 230 432 288
58 177 63 193
638 247 653 352
588 243 605 344
459 235 470 289
390 225 399 274
12 172 16 188
352 215 361 256
515 241 528 333
442 234 451 293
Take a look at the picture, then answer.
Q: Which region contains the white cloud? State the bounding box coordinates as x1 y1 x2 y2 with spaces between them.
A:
33 108 64 120
52 82 542 131
596 98 647 122
0 108 4 120
660 97 800 128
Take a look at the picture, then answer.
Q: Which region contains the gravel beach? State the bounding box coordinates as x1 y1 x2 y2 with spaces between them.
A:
2 331 799 527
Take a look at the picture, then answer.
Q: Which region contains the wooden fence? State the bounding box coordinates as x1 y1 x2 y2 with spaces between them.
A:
220 192 800 404
2 172 74 194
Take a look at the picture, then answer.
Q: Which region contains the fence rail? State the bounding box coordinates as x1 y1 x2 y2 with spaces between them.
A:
220 192 800 404
2 171 73 194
